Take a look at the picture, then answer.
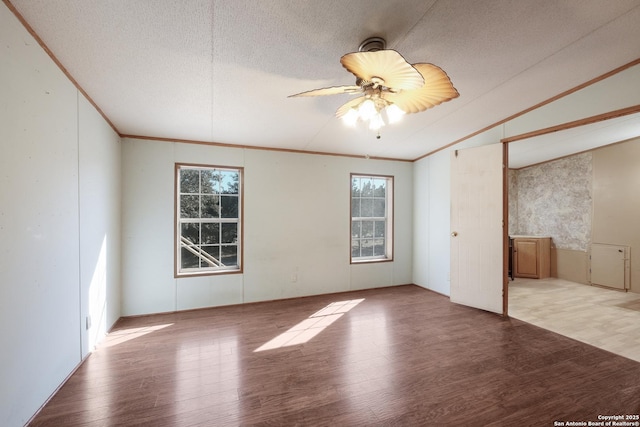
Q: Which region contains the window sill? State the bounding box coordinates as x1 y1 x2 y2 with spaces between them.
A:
175 268 242 279
350 257 393 265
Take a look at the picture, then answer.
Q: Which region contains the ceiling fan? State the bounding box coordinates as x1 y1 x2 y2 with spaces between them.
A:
289 37 459 137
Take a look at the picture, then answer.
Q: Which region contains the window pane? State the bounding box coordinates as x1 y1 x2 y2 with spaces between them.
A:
200 170 218 194
180 169 200 193
221 245 238 266
202 223 219 244
221 223 237 244
351 198 360 218
351 239 360 257
374 221 386 238
373 199 385 217
180 195 199 218
221 171 239 195
361 198 373 217
361 178 374 197
202 245 220 266
351 177 361 197
361 220 374 238
373 179 386 197
181 223 200 244
373 238 385 256
201 195 220 218
351 220 361 238
181 247 199 269
360 239 374 257
220 195 239 218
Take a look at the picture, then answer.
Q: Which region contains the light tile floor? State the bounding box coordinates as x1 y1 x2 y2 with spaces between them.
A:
509 277 640 363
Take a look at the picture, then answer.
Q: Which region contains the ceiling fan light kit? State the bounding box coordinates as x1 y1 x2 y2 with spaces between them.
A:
290 37 459 138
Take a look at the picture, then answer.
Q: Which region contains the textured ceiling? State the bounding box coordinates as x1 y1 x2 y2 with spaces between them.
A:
509 112 640 169
7 0 640 160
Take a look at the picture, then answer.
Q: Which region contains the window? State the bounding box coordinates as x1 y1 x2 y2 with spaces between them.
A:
350 174 393 263
176 164 242 276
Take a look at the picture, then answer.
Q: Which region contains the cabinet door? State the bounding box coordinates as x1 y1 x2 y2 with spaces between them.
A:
514 239 539 278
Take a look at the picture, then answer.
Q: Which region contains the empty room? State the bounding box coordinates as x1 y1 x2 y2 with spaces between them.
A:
2 1 640 426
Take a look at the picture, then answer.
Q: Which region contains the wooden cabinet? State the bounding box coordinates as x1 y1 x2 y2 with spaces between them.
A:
512 237 551 279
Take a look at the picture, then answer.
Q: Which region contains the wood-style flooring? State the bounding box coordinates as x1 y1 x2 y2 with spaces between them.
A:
29 285 640 426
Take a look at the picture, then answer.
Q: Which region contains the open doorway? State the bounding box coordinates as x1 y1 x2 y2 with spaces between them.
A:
504 109 640 361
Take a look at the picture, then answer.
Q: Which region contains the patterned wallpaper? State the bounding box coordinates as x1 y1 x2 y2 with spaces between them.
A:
508 169 518 235
509 153 592 251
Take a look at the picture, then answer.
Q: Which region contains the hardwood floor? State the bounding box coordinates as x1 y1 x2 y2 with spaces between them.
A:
29 285 640 426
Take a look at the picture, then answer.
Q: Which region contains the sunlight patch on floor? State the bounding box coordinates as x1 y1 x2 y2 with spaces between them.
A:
254 299 364 352
101 324 174 348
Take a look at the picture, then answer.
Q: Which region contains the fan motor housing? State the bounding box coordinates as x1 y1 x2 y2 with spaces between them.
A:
358 37 386 52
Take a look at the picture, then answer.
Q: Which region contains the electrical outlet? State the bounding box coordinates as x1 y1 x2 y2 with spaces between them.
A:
86 315 92 330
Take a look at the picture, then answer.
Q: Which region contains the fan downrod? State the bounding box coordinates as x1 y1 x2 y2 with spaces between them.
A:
358 37 386 52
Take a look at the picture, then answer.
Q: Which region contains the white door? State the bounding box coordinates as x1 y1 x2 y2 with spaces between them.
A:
450 143 505 314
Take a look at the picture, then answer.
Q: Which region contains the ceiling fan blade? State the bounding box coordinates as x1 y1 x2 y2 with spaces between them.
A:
335 96 366 118
340 50 424 91
384 63 459 114
289 85 361 97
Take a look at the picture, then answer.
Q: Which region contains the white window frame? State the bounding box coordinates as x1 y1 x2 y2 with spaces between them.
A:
350 173 394 263
175 163 243 277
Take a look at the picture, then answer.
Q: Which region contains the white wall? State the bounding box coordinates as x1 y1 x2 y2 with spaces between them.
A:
121 138 413 315
413 128 504 295
504 64 640 137
79 96 122 356
413 150 453 296
0 4 121 426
